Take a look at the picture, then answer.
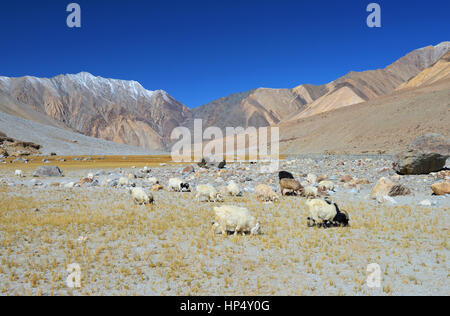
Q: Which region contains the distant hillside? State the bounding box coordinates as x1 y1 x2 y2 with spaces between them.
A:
0 72 191 150
0 112 159 156
278 78 450 154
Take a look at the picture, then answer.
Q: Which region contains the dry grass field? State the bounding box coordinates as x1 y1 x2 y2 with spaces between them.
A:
1 155 175 171
0 155 449 296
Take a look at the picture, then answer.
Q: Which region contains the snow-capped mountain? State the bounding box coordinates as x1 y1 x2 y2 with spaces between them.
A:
0 72 191 150
0 42 448 153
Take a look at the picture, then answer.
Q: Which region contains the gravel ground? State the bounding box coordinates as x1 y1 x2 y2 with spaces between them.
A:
0 155 448 296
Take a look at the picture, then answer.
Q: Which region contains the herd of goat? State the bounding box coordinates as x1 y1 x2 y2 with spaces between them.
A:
13 165 349 236
128 169 350 236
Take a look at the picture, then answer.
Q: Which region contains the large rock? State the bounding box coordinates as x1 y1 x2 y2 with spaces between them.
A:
431 182 450 195
393 134 449 175
198 157 226 169
371 177 410 198
371 177 394 199
32 166 63 177
388 184 411 197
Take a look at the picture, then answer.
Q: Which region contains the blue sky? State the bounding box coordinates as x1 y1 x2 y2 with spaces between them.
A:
0 0 448 107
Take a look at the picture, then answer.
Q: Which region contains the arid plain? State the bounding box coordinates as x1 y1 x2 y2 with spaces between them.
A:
0 155 448 296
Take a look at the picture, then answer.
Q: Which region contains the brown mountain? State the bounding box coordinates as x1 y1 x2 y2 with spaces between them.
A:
0 72 191 150
277 50 450 155
287 42 450 121
397 51 450 90
185 42 449 132
0 42 448 154
185 88 306 131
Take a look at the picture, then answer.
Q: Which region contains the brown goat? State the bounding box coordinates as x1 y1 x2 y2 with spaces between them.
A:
280 178 304 196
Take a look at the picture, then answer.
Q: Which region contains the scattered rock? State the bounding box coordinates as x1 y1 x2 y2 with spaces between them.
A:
437 170 450 180
0 147 8 158
32 166 63 177
371 177 410 198
182 165 195 174
419 200 432 207
340 175 353 183
151 184 164 191
78 178 94 186
371 177 394 199
353 178 370 185
388 184 411 197
29 179 43 186
376 195 397 205
393 133 449 175
198 157 226 169
431 182 450 196
64 182 75 188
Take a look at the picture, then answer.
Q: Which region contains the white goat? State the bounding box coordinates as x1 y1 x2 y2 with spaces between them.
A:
196 184 224 202
306 199 349 228
307 173 318 184
318 180 335 192
304 186 319 198
118 177 135 187
213 205 261 236
148 177 159 186
226 181 242 197
168 178 190 192
130 187 154 205
15 170 24 178
255 184 279 202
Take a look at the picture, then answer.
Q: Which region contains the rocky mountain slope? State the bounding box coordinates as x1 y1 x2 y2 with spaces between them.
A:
287 42 450 121
0 42 448 154
183 42 449 130
397 51 450 90
0 72 191 150
0 111 157 155
278 78 450 154
184 88 306 130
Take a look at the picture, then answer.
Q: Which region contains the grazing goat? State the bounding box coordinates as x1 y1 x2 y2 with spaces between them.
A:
196 184 224 202
118 177 135 187
226 181 242 197
279 171 295 181
303 186 319 198
256 184 279 202
318 180 335 192
280 178 304 196
306 199 349 228
148 177 159 186
15 170 24 178
168 178 190 192
129 187 154 205
213 205 260 236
